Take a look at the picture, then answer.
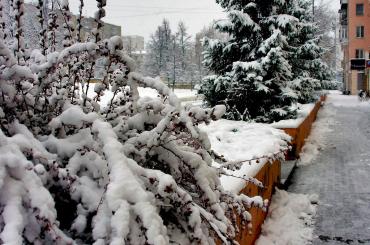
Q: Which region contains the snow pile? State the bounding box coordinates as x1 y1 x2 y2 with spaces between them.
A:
256 189 318 245
271 103 316 128
298 102 334 165
200 120 291 193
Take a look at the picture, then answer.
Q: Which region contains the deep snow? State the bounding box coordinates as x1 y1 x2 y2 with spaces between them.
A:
256 189 318 245
199 120 290 193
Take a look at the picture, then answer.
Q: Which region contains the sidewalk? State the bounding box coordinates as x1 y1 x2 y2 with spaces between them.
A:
288 94 370 244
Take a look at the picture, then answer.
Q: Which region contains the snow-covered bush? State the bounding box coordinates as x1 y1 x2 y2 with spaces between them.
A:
0 1 268 244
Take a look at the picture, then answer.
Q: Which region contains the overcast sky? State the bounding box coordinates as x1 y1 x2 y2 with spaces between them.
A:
69 0 226 41
69 0 340 42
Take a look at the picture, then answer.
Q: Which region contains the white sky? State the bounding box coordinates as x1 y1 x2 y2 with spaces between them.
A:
69 0 226 41
68 0 340 42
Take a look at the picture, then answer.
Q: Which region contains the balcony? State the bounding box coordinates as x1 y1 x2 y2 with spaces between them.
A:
338 7 348 25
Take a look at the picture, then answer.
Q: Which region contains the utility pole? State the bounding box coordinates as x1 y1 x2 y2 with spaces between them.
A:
172 37 176 92
333 23 338 74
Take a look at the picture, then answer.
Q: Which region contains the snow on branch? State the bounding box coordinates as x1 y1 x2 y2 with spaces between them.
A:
0 1 269 243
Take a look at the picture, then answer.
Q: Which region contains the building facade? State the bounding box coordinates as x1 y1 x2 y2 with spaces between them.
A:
339 0 370 94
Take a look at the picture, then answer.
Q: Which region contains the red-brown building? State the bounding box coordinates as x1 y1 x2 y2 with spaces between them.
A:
339 0 370 94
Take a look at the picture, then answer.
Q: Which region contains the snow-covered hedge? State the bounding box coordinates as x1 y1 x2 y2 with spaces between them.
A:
200 120 290 193
0 0 270 244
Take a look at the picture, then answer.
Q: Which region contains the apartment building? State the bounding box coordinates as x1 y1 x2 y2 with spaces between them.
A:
339 0 370 94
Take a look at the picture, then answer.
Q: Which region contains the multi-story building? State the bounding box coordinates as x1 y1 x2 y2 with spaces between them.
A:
339 0 370 94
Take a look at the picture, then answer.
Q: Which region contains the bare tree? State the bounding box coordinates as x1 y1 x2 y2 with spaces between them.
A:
314 0 339 72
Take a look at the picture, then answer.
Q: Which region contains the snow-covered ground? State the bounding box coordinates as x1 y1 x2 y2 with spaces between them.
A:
82 83 198 107
256 189 318 245
199 120 290 193
326 90 370 108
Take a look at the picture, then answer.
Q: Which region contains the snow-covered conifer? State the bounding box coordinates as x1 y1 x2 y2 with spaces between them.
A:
201 0 298 123
201 0 333 122
287 0 333 103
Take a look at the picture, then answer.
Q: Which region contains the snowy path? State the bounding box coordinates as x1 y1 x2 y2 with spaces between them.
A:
288 93 370 244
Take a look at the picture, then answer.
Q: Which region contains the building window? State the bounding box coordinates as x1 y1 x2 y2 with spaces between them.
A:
341 26 348 40
356 26 365 38
356 49 365 58
356 4 364 16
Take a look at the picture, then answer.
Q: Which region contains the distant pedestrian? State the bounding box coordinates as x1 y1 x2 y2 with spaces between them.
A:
358 90 369 101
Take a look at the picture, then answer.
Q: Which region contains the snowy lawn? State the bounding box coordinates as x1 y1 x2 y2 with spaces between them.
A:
82 83 198 107
256 189 318 245
199 120 290 193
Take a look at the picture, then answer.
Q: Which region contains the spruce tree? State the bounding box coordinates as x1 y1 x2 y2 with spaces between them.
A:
201 0 298 123
287 0 333 103
201 0 333 122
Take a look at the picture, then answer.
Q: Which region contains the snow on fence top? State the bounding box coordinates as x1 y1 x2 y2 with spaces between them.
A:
200 120 291 193
270 103 316 128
